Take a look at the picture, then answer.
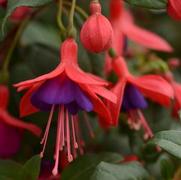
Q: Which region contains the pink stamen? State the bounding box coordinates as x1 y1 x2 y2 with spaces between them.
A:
60 110 65 150
128 110 141 130
40 105 55 158
74 116 84 155
52 106 64 176
71 116 78 149
83 113 95 138
137 110 154 139
66 110 73 162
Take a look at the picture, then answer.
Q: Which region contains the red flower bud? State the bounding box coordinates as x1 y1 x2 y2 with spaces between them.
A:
80 2 113 53
10 7 31 21
167 0 181 20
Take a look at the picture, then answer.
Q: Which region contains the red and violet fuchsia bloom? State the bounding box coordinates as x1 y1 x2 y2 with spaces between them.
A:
80 1 113 53
105 0 173 74
0 0 31 21
167 0 181 20
105 56 173 139
14 38 117 175
0 85 41 158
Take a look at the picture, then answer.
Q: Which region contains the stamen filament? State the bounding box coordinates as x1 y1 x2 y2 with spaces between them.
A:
71 116 78 149
137 110 153 139
52 106 64 175
40 105 55 158
66 110 73 162
83 113 95 138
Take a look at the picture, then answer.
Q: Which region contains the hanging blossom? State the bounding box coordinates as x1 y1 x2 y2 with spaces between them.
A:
0 85 41 158
105 54 173 139
14 38 116 175
80 1 113 53
163 72 181 119
0 0 31 21
104 0 173 74
167 0 181 20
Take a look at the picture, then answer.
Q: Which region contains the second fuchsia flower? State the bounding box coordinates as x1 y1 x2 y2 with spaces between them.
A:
105 56 174 139
14 38 117 175
105 0 173 74
80 1 113 53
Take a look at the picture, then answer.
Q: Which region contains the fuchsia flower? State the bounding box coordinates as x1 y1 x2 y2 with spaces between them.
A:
80 1 113 53
167 0 181 20
105 0 173 74
0 85 41 158
106 56 173 139
14 38 116 175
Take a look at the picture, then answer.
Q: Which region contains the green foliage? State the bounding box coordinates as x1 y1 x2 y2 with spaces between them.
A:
0 155 41 180
149 130 181 158
91 162 149 180
125 0 167 9
62 153 149 180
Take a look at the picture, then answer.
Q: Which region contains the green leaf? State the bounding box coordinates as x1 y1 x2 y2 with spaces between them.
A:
149 130 181 158
18 155 41 180
91 162 149 180
1 0 52 34
125 0 167 9
160 159 175 180
21 21 60 50
62 153 123 180
0 160 22 179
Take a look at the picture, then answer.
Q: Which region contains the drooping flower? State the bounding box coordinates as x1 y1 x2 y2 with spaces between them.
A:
0 85 41 158
14 38 116 175
167 0 181 20
80 1 113 53
105 0 173 74
106 55 173 139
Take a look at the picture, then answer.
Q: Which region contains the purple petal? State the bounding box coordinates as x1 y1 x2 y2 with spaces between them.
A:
31 76 93 114
65 101 82 115
75 87 93 112
122 84 148 111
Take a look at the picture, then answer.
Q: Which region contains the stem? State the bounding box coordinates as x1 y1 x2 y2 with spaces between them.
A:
2 19 28 72
108 48 117 58
69 0 76 27
0 5 49 83
67 0 77 37
63 1 88 19
57 0 66 32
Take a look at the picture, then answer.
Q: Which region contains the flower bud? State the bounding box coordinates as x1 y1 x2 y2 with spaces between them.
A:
80 2 113 53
